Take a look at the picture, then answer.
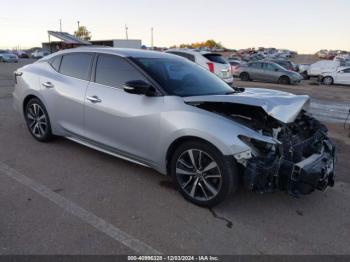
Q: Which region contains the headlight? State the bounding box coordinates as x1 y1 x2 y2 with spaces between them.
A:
239 135 276 156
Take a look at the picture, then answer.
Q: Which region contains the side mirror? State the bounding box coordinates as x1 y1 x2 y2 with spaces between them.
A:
338 71 344 74
123 80 156 96
274 68 279 72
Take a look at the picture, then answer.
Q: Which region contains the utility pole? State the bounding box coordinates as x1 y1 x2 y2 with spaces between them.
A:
151 27 154 49
125 24 128 40
77 21 80 31
59 19 62 32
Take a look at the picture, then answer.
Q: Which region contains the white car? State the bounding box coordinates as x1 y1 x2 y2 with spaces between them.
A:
165 49 234 84
31 50 49 59
307 60 340 78
319 67 350 85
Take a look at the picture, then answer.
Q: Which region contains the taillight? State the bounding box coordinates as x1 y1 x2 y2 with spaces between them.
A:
207 62 215 73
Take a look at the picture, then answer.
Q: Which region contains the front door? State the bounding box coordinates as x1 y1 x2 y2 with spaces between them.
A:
84 54 164 164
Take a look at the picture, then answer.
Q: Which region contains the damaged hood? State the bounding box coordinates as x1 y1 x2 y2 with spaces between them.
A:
184 88 310 123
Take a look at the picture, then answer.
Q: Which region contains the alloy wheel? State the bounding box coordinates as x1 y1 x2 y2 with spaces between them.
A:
175 149 222 201
26 103 48 138
323 76 333 85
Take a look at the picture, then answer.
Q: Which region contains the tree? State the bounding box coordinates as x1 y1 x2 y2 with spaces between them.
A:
74 26 91 41
173 40 225 50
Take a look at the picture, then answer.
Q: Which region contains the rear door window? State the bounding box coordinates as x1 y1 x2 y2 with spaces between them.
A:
59 53 93 81
249 62 262 69
202 54 227 64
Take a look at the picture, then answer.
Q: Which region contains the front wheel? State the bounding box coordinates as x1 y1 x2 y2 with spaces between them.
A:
170 141 237 207
278 76 291 85
24 98 53 142
240 72 250 81
322 76 334 85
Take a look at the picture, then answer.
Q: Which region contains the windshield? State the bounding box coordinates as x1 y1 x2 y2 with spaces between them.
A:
132 57 235 97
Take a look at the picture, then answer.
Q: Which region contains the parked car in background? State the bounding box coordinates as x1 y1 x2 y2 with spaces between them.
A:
13 47 336 207
165 49 234 84
31 50 49 59
319 67 350 86
0 52 19 63
237 61 303 85
16 51 29 58
307 60 341 78
268 59 295 71
297 64 311 79
227 59 246 77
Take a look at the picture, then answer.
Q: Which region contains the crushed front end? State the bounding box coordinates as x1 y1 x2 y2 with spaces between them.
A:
241 112 336 197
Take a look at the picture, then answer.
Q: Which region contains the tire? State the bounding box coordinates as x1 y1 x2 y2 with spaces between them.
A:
278 76 291 85
24 98 53 142
240 72 250 81
170 140 238 207
322 76 334 85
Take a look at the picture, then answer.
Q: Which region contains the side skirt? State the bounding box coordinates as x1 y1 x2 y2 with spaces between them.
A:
65 136 152 168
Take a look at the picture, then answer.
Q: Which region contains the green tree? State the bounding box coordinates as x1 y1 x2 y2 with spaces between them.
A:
74 26 91 41
174 40 225 49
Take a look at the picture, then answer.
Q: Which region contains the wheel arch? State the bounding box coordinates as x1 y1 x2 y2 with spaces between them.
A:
22 94 39 115
165 136 225 175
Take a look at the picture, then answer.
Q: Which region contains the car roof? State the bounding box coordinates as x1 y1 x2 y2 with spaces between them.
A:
165 48 211 55
43 47 179 61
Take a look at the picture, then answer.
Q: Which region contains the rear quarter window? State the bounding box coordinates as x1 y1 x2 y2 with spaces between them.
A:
49 56 62 72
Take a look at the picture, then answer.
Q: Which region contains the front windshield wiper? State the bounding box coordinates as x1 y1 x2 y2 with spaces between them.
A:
225 87 245 95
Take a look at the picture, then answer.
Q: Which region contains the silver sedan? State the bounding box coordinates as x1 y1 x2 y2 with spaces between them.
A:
237 61 303 85
13 48 335 206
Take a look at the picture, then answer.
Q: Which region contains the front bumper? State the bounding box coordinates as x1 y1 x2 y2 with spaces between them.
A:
291 77 302 84
280 139 335 196
244 137 336 197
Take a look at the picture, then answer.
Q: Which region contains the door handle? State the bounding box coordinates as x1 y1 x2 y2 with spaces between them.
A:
86 95 102 103
42 82 54 88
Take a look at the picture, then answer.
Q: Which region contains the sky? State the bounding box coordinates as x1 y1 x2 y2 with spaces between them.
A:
1 0 349 53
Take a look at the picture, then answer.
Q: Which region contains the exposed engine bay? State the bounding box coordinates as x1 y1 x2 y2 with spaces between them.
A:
190 101 336 197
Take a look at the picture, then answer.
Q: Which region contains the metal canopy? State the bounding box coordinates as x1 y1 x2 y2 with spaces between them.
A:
48 31 91 45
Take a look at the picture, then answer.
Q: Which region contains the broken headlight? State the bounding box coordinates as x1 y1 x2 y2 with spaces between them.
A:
239 135 276 156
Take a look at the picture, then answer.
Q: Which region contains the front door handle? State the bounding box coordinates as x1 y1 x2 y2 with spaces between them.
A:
86 95 102 103
42 82 54 88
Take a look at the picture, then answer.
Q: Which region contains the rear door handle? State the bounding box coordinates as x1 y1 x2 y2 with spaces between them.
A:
86 95 102 103
42 82 54 88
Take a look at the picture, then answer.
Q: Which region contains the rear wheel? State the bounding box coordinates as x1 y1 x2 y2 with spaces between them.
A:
278 76 291 85
24 98 53 142
240 72 250 81
170 141 237 207
322 76 334 85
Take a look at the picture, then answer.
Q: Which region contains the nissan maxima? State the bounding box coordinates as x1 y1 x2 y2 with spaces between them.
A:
13 48 336 207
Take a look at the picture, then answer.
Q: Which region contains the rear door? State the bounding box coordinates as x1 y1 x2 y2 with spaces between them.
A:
40 52 93 137
262 62 281 82
84 54 164 164
248 62 264 80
